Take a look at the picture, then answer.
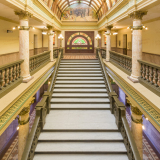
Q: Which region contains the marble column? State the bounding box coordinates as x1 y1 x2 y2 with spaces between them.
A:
131 106 143 159
106 25 113 61
129 11 147 82
15 11 33 82
47 26 54 61
18 98 34 160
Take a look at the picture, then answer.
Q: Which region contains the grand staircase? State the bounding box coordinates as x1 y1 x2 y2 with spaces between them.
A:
33 59 129 160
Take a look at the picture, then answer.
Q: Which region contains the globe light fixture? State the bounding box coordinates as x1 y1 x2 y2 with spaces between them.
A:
95 34 101 48
58 34 64 48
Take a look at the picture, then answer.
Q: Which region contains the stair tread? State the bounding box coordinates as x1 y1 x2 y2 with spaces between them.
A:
60 63 99 65
34 154 129 160
57 74 103 76
52 93 108 97
53 89 107 92
51 104 110 108
51 98 109 103
54 84 106 87
55 81 105 84
39 132 123 140
43 110 117 130
56 77 104 79
35 142 127 152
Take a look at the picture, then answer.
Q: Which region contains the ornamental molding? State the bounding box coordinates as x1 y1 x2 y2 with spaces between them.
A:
131 106 143 115
104 62 160 132
15 10 33 20
0 63 55 135
129 11 147 20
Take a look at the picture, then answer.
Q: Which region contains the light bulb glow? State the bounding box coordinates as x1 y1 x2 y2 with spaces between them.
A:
145 27 148 30
127 27 130 29
113 32 118 35
18 26 20 29
42 31 47 35
13 27 15 30
17 126 19 130
95 34 101 39
33 27 35 29
58 34 64 39
142 125 145 130
146 117 148 120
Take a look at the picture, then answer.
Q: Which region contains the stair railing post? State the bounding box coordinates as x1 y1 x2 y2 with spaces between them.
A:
43 91 51 114
109 92 117 114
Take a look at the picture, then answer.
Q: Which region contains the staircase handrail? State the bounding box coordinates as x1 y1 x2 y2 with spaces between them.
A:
98 50 141 160
21 51 62 160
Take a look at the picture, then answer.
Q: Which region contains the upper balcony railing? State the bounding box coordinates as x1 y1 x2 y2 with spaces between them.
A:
98 48 160 96
0 49 61 98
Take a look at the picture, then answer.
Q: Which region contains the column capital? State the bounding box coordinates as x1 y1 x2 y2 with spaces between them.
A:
105 25 113 30
131 106 143 115
15 10 33 20
129 11 147 20
47 25 54 30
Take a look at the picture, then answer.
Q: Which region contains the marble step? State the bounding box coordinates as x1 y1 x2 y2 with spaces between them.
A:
34 154 129 160
53 89 107 93
55 81 105 84
59 65 100 68
60 63 99 65
38 132 123 141
56 77 104 80
61 60 98 62
35 142 127 153
54 84 106 88
52 93 108 98
50 104 110 109
51 98 110 104
59 68 101 71
43 110 117 130
58 71 102 74
57 74 103 77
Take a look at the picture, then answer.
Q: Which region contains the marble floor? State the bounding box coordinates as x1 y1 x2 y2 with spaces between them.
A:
2 109 159 160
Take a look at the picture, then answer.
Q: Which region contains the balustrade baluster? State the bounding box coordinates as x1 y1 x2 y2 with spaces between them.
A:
154 69 159 87
19 63 21 78
143 64 146 80
12 65 15 82
16 64 18 80
9 67 12 84
146 66 150 82
150 67 154 85
4 68 8 87
140 63 143 79
0 70 4 89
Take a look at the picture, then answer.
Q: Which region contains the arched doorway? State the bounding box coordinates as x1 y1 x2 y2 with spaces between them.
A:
65 31 94 53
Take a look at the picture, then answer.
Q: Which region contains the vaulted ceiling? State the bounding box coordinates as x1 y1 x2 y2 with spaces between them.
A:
46 0 118 20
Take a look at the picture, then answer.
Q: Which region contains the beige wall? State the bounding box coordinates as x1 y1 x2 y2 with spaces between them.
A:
142 20 160 55
0 19 46 55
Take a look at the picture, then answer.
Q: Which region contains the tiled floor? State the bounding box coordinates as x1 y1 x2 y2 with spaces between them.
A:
2 103 159 160
63 54 96 59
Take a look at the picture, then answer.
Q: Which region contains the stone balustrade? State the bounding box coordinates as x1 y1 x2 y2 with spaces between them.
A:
0 59 24 97
29 51 50 74
110 51 132 75
138 60 160 96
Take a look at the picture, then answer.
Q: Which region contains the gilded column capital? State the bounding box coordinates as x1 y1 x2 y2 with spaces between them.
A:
129 11 147 20
105 25 113 31
131 106 143 115
47 25 54 30
15 10 33 20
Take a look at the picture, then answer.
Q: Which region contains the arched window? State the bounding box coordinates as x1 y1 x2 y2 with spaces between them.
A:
72 37 88 45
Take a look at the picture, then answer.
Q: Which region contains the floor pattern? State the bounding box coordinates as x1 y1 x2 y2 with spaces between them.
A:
2 109 159 160
63 55 96 59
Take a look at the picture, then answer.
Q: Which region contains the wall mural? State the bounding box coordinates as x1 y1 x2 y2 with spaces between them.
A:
43 0 49 5
61 4 98 21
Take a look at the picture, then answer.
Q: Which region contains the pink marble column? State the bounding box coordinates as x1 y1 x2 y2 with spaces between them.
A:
15 11 33 82
106 26 113 61
47 26 54 61
131 106 143 159
129 11 147 82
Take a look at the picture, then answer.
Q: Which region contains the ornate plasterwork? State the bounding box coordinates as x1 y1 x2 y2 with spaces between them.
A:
105 63 160 132
15 10 33 20
131 106 143 115
129 11 147 20
0 65 54 135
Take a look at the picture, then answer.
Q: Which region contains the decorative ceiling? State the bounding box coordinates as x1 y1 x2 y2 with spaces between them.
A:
43 0 118 20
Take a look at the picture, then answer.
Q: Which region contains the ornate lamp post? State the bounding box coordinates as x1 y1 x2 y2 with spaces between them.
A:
58 34 64 48
95 34 101 48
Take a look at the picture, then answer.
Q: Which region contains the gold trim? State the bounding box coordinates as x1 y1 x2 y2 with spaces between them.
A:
19 26 30 30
